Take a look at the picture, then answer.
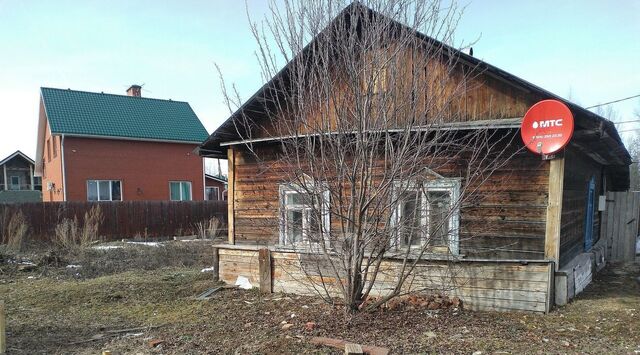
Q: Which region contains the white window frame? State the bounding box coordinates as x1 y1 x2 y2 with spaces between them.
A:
278 183 330 248
170 181 192 201
87 180 123 201
10 176 21 190
391 179 460 255
205 186 220 201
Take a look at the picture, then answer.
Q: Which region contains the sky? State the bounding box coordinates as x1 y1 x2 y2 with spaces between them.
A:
0 0 639 167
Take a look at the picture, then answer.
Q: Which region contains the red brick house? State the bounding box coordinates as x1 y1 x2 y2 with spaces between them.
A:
35 86 209 202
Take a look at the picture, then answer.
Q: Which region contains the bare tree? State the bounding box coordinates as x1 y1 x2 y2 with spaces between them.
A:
624 103 640 190
218 0 522 312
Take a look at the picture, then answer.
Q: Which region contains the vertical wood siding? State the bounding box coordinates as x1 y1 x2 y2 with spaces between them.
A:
559 147 603 267
0 201 227 241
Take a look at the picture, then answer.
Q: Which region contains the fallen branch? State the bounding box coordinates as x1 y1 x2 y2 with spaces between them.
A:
67 324 165 345
309 336 389 355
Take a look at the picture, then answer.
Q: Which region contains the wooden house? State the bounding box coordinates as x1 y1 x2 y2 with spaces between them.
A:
0 150 42 203
198 4 630 312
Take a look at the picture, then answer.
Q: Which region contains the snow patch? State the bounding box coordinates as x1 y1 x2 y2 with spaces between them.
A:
93 245 123 250
126 241 163 247
235 276 253 289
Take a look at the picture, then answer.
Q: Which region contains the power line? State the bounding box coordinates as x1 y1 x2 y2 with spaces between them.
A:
614 119 640 125
585 93 640 109
617 128 640 133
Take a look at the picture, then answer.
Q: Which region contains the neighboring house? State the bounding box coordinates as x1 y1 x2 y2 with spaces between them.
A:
205 174 228 201
0 150 42 203
35 85 209 202
199 4 630 312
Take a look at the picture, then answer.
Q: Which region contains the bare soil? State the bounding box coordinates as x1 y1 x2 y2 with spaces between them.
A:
0 246 638 354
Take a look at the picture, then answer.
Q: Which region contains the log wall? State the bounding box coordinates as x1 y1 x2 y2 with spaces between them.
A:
231 141 550 260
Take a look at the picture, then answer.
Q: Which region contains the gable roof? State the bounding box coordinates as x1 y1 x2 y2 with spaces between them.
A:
41 87 209 143
199 2 630 189
0 150 34 167
205 174 228 184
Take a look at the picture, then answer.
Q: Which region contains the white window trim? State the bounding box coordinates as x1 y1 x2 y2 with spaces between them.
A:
390 179 460 255
170 181 192 201
87 180 123 201
278 183 330 249
206 186 220 201
10 176 21 190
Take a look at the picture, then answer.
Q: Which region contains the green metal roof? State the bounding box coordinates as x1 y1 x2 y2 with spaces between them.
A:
41 87 208 143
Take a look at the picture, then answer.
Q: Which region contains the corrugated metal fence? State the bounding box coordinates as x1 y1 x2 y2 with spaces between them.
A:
600 191 640 262
0 200 227 241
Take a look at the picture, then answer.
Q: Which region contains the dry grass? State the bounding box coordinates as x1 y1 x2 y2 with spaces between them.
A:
53 205 104 252
1 260 638 354
194 216 223 239
1 210 30 252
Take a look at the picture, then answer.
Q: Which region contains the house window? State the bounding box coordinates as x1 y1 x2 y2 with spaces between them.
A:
52 136 58 158
87 180 122 201
392 179 460 254
46 139 51 162
279 184 330 247
205 186 219 201
170 181 192 201
10 176 21 190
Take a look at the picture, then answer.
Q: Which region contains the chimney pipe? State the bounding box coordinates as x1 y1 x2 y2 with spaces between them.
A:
126 85 142 97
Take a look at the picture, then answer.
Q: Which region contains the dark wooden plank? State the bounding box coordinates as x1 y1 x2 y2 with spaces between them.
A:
259 248 272 293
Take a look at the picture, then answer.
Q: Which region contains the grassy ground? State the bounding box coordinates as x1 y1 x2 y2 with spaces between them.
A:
0 253 638 354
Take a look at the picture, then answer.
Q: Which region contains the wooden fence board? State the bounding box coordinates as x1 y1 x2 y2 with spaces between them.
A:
0 201 227 241
604 191 640 262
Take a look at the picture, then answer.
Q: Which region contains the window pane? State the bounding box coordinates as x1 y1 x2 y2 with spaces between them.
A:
399 190 422 247
98 181 111 201
306 209 322 243
181 182 192 201
87 181 98 201
111 181 122 201
170 182 181 201
428 191 451 246
10 176 20 190
286 192 307 205
286 210 303 244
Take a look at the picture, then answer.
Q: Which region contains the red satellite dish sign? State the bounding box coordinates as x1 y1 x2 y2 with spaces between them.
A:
521 100 574 155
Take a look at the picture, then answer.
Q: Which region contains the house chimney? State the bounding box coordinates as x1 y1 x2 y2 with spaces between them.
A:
126 85 142 97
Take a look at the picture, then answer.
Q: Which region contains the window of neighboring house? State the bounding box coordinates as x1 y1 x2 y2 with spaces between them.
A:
205 186 219 201
391 179 460 254
52 136 58 158
10 176 21 190
170 181 192 201
279 183 330 247
34 176 42 191
87 180 122 201
46 138 52 162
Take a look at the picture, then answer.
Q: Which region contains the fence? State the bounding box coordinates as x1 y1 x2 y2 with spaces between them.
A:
0 200 227 241
600 191 640 262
